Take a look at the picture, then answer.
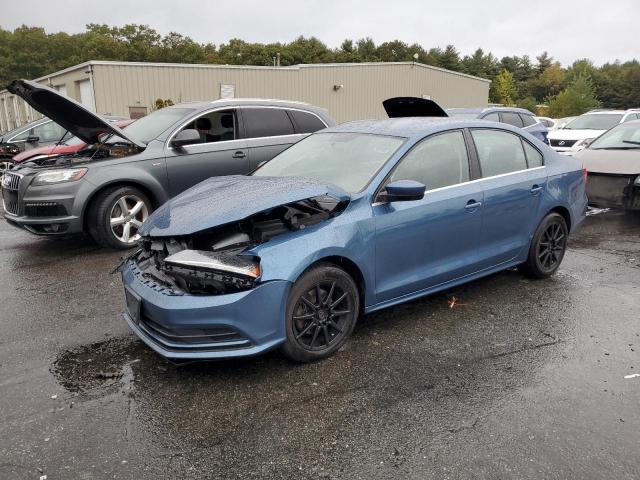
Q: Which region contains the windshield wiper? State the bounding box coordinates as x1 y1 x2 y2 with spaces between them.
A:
623 140 640 146
593 146 640 150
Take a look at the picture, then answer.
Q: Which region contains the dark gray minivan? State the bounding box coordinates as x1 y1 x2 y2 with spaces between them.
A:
2 80 334 248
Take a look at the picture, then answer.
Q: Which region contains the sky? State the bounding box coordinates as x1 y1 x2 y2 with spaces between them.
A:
2 0 639 66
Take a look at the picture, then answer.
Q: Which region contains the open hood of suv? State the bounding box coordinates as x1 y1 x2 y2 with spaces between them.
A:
7 79 144 148
383 97 448 118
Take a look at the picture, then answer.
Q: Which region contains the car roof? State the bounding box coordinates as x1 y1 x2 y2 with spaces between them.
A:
447 106 535 116
323 117 521 140
166 98 329 116
584 109 640 115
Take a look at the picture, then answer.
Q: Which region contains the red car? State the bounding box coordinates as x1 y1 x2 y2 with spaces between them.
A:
12 119 134 164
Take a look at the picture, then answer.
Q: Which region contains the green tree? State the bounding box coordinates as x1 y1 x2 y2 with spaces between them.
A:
492 69 517 105
547 73 601 117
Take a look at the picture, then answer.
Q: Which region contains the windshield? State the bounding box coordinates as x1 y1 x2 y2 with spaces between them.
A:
589 122 640 150
564 114 623 130
252 132 406 193
120 108 194 144
65 135 86 146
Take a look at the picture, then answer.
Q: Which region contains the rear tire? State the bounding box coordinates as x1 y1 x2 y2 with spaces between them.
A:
87 186 152 250
519 212 568 279
281 264 359 362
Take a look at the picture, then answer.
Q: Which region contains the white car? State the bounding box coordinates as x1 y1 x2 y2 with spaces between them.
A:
548 109 640 155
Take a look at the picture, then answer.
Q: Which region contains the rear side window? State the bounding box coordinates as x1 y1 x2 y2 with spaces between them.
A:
501 112 524 128
242 108 294 138
389 131 470 190
288 110 326 134
471 129 527 177
522 141 543 167
520 114 536 127
483 112 500 121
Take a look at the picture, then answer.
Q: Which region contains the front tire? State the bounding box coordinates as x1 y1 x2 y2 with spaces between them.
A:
519 212 568 278
87 186 151 250
281 264 360 362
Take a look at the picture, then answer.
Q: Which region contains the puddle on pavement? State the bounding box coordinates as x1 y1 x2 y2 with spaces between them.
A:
50 336 154 394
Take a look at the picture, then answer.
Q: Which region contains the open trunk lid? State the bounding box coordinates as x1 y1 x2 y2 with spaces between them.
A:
383 97 448 118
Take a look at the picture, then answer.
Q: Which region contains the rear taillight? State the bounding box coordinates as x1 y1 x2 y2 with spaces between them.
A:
582 164 588 184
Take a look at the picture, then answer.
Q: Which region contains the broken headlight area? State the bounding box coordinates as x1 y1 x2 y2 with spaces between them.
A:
130 194 347 295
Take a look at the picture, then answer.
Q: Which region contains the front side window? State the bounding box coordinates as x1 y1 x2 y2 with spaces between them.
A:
388 131 470 190
243 108 294 138
501 112 524 128
179 110 236 145
253 132 405 193
472 129 527 177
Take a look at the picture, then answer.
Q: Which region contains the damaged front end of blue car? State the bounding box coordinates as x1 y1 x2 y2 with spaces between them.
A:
119 175 350 360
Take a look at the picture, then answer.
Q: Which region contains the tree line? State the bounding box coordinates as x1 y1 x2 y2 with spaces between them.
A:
1 24 639 117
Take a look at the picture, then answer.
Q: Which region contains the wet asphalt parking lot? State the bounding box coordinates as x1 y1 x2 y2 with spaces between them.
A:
0 210 639 479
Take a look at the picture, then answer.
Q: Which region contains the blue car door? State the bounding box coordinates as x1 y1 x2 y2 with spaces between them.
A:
373 130 485 303
469 128 547 267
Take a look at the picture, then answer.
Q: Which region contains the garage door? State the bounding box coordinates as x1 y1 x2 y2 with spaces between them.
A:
78 79 95 112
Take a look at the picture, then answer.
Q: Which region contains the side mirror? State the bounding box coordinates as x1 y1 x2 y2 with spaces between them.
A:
26 135 39 143
379 180 426 203
171 129 200 148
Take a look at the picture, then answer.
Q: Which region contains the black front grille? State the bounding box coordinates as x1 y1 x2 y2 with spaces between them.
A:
2 189 19 215
24 203 68 217
550 139 577 148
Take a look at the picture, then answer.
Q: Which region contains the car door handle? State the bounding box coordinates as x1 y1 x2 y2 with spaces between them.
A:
232 151 246 159
530 185 543 194
465 200 482 210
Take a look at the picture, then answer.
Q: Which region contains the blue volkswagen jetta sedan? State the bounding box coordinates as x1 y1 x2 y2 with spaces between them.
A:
120 117 587 362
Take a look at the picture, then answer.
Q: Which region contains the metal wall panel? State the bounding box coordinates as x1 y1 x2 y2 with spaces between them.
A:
1 61 490 129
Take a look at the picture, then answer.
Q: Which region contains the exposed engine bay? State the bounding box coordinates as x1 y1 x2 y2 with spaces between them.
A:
126 195 347 295
22 141 142 168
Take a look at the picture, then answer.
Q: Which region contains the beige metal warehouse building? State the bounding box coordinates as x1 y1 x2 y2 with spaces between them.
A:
0 60 490 132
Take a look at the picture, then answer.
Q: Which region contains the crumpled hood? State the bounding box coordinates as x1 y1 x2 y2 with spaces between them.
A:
139 175 350 237
576 148 640 175
7 79 144 148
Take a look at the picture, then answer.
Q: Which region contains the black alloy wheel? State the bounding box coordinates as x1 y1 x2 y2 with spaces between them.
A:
282 264 359 362
520 212 568 278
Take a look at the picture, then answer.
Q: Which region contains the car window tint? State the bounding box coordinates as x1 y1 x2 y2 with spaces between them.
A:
32 121 66 142
180 109 236 145
483 112 500 121
243 108 294 138
520 114 536 127
472 129 528 177
501 112 524 128
522 141 543 168
389 131 470 190
288 110 326 134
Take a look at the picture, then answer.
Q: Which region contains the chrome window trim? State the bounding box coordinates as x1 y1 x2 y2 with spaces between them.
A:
165 105 328 149
371 166 546 206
